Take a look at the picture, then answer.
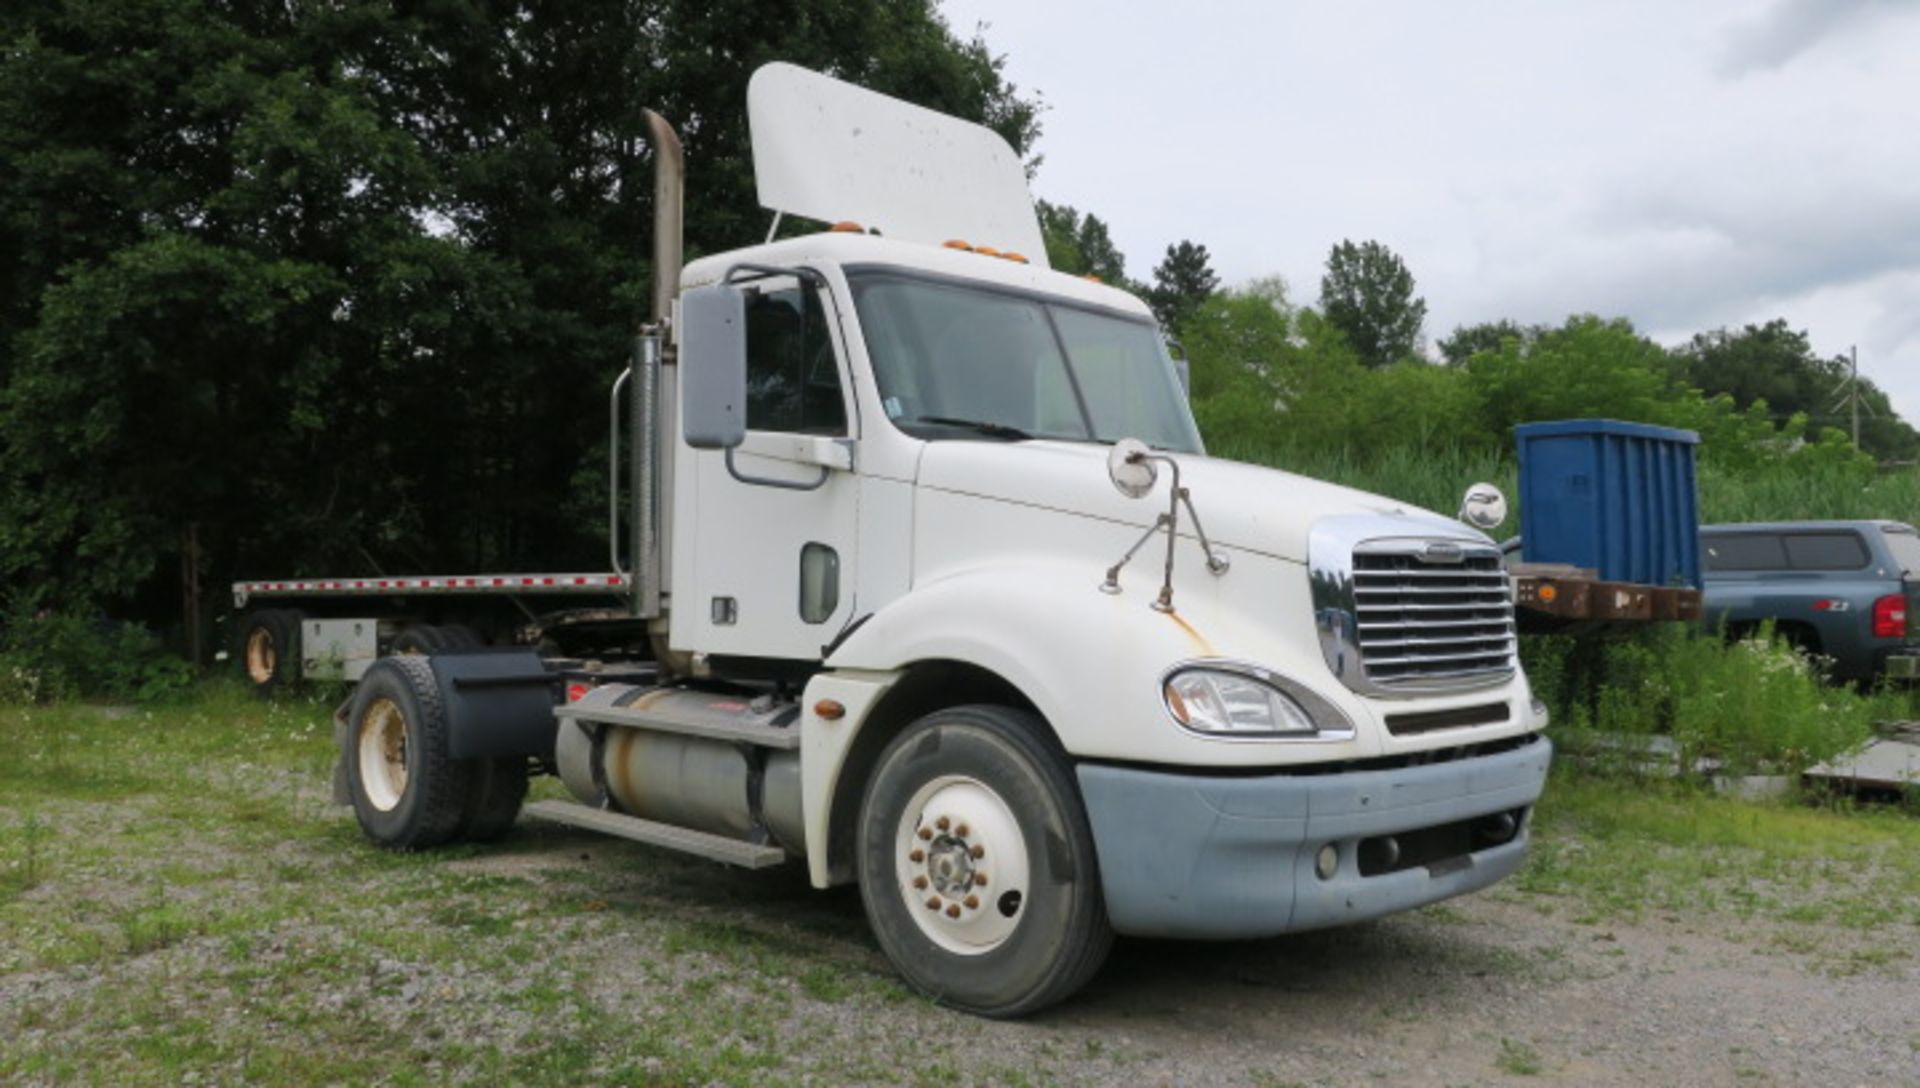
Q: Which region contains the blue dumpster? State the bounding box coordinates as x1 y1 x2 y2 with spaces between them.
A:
1515 419 1701 589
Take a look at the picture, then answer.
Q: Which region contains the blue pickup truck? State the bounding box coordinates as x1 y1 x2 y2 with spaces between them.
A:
1701 520 1920 683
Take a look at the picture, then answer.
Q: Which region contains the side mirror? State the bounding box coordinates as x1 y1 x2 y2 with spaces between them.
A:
1458 483 1508 531
681 284 747 450
1107 437 1159 498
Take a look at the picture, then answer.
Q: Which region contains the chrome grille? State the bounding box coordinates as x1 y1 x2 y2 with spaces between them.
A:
1350 544 1515 688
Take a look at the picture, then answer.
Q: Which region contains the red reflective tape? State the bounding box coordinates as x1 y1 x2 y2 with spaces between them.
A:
608 576 623 585
573 577 587 585
542 577 555 586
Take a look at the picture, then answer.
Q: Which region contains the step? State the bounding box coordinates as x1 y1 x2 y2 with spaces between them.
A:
523 800 788 869
554 700 800 749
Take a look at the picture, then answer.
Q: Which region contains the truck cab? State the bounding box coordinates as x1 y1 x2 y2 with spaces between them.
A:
320 63 1551 1017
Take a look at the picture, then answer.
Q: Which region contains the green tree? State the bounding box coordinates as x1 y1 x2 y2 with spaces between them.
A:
0 0 1040 627
1147 240 1219 335
1318 239 1427 368
1678 320 1918 461
1036 199 1130 287
1438 320 1533 366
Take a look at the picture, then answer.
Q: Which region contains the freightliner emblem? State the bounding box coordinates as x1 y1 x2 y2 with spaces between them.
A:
1423 541 1466 563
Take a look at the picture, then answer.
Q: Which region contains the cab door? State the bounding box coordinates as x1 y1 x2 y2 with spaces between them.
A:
672 273 858 661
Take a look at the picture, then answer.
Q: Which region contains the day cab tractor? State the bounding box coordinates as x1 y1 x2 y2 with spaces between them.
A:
232 64 1551 1016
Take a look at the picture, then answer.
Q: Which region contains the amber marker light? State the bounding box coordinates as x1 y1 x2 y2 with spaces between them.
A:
814 699 847 721
943 239 973 251
830 220 864 232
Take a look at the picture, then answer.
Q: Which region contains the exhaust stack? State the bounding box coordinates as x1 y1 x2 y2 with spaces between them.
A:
633 109 683 621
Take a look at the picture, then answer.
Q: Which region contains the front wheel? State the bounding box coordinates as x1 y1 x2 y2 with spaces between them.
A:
856 705 1113 1017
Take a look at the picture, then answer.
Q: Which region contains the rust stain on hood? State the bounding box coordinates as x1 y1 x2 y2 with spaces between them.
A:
1164 610 1215 656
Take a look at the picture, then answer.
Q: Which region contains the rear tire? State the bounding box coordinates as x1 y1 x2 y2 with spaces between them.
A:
439 624 485 650
458 756 529 842
345 655 471 850
235 609 302 696
856 705 1113 1017
391 624 451 656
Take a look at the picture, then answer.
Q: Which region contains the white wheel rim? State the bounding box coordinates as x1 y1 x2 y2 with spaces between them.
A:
357 697 409 812
894 774 1031 956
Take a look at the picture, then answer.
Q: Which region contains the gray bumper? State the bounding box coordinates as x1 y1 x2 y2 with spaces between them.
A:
1883 651 1920 682
1077 735 1552 939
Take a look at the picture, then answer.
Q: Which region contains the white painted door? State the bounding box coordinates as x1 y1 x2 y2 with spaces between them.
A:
672 273 859 660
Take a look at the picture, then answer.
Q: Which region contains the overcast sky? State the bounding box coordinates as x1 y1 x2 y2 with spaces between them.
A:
939 0 1920 427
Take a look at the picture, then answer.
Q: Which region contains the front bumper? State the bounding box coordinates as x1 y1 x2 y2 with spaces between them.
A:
1076 735 1552 939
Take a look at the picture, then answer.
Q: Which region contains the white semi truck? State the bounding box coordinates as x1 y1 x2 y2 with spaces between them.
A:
233 64 1551 1016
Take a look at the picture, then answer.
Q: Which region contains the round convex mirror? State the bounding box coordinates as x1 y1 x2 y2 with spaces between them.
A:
1459 483 1508 531
1107 438 1159 499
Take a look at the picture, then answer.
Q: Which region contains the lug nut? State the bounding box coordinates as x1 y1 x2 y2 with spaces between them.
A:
909 849 924 863
913 876 928 890
970 845 985 860
974 872 989 886
945 904 961 918
918 827 932 841
936 816 950 831
964 895 979 910
955 823 970 837
925 897 942 910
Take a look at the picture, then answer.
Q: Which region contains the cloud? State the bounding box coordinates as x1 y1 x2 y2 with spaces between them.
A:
1719 0 1906 76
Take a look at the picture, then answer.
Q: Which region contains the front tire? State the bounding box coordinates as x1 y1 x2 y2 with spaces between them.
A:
856 705 1113 1017
345 655 471 850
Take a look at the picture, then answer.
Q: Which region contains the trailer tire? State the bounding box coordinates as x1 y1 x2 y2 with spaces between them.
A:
440 624 485 650
856 704 1113 1018
391 624 451 656
345 655 471 850
236 609 302 696
458 757 529 842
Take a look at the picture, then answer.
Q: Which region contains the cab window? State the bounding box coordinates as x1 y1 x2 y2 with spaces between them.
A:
744 282 846 435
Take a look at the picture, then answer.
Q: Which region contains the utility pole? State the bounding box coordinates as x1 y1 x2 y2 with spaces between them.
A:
1850 345 1860 449
1831 344 1869 451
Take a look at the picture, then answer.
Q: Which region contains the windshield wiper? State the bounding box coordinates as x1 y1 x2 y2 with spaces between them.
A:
911 416 1034 440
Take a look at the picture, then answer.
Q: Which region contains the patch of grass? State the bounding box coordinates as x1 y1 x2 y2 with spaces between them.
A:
1520 770 1920 932
1495 1038 1544 1076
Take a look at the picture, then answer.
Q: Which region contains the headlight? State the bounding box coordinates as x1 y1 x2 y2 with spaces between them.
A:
1163 666 1331 738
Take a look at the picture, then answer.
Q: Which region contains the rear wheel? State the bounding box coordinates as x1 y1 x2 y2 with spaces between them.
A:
856 705 1112 1017
391 623 478 656
458 756 530 842
345 655 471 850
235 609 302 696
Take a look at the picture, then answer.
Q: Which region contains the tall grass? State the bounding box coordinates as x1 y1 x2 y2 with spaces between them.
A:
1697 460 1920 524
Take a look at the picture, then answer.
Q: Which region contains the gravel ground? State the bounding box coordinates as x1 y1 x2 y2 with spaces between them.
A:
3 702 1917 1086
467 828 1920 1087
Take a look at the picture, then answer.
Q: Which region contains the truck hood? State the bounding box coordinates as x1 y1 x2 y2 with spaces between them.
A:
915 440 1476 563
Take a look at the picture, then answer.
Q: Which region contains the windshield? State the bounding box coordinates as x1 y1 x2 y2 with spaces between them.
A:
847 270 1203 452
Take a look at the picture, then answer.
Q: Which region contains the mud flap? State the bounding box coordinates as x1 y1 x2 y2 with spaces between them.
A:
330 697 353 806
